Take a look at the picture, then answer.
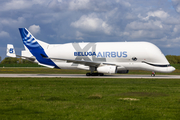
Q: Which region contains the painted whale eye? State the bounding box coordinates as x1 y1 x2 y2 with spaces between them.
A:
132 57 137 61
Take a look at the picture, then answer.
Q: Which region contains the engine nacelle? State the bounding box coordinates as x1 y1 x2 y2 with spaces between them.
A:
116 66 129 74
97 65 117 74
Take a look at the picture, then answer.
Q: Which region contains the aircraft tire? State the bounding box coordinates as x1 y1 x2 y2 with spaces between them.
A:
99 73 104 76
92 73 98 76
151 74 155 77
86 73 104 76
86 73 91 76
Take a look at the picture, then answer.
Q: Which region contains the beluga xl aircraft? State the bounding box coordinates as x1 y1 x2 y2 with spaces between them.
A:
7 28 175 76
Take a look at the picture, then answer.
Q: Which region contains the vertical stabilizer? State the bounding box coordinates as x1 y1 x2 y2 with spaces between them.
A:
19 28 42 49
7 44 16 57
19 28 59 68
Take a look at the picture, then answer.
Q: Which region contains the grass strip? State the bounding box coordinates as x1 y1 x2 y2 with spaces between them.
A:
0 78 180 119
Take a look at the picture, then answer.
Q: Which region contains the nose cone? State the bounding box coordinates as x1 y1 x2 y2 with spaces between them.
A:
168 66 176 73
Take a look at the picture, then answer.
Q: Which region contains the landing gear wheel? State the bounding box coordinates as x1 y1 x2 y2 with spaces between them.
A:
92 73 98 76
99 73 104 76
86 73 91 76
86 73 104 76
151 74 155 77
151 71 155 77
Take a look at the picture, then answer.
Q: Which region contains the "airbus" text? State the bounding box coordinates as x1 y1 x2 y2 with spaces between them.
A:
74 51 127 58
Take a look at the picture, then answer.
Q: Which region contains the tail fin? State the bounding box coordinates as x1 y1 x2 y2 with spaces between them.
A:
19 28 42 49
19 28 59 68
7 44 16 57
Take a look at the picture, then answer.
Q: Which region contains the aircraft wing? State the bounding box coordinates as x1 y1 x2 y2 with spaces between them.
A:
43 56 116 67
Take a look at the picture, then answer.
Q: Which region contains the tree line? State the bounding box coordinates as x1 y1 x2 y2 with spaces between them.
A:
0 56 180 65
165 55 180 64
0 57 35 64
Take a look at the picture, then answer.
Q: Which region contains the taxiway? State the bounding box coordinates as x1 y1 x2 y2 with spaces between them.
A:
0 74 180 79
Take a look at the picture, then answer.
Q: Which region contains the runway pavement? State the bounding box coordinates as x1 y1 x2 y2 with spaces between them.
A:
0 74 180 79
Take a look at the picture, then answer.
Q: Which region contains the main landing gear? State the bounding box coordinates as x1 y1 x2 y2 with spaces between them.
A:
151 71 155 77
86 73 104 76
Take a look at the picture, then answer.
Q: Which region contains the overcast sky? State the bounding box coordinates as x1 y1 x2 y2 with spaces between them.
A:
0 0 180 60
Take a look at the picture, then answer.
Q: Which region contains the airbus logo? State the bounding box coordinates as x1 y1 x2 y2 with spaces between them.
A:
74 51 127 58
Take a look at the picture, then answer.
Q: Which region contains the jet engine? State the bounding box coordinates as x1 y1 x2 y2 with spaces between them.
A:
97 65 117 74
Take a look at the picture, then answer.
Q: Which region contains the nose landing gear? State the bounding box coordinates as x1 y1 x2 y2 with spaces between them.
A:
151 71 155 77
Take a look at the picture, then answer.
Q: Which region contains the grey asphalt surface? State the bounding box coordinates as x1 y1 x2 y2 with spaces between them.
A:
0 74 180 79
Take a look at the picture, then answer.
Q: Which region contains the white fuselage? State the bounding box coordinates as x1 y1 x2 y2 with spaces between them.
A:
42 42 175 73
